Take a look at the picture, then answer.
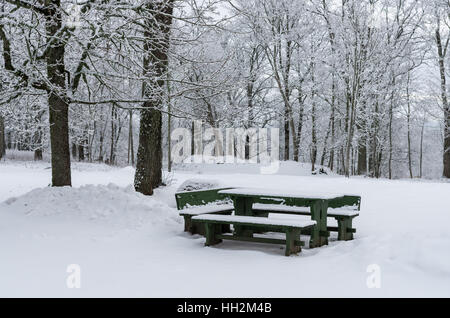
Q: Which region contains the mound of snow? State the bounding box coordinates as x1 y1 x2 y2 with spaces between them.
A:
3 184 180 231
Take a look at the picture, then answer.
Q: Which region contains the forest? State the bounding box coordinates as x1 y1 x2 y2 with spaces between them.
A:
0 0 449 195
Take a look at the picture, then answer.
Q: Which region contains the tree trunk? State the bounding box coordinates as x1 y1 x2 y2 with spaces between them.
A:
357 101 367 175
419 117 425 178
98 120 107 162
166 72 172 172
134 0 173 195
0 116 5 160
78 143 85 161
33 129 43 161
388 90 394 180
71 143 77 159
357 142 367 175
295 86 305 162
320 115 332 166
128 110 135 166
406 72 413 179
436 26 450 178
46 1 71 186
109 105 116 165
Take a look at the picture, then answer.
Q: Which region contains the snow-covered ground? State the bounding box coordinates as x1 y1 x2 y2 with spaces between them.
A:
0 160 449 297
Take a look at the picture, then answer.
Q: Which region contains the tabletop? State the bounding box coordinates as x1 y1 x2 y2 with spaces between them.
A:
218 188 346 200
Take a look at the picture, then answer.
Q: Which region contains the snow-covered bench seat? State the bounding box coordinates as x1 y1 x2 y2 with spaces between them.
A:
192 214 316 256
175 187 234 235
252 195 361 241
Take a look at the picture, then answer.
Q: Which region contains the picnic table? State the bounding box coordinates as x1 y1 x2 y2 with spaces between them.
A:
177 184 361 255
217 188 347 248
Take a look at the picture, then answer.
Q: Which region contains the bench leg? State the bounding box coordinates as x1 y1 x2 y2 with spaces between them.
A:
285 229 301 256
184 216 205 235
205 223 222 246
336 218 354 241
183 215 191 232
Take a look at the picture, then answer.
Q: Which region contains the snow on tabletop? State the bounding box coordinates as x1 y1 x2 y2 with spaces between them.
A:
218 188 347 200
192 214 316 228
179 204 234 215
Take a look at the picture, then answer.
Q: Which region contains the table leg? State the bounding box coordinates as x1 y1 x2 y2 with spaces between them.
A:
309 201 321 248
309 200 329 248
319 200 329 246
233 197 253 237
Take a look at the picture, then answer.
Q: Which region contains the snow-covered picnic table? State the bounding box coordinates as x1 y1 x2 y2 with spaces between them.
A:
177 185 361 254
218 187 348 247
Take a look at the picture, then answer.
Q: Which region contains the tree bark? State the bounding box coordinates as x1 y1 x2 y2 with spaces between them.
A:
134 0 174 195
78 143 85 161
406 72 413 178
45 1 71 186
419 117 425 178
311 65 317 172
33 129 43 161
128 110 135 166
436 26 450 178
0 116 5 159
296 87 305 162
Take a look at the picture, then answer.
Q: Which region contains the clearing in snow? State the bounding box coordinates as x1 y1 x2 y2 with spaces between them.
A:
0 160 449 297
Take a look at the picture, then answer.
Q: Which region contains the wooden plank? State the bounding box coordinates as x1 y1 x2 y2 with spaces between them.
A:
175 187 233 210
179 208 233 217
253 207 358 218
192 217 315 231
216 234 305 246
327 226 356 233
328 195 361 210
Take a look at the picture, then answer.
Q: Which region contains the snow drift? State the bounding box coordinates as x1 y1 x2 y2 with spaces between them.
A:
3 184 180 231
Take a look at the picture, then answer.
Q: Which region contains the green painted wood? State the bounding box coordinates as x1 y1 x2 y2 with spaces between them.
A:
176 187 234 235
183 215 191 232
253 209 311 216
194 216 312 255
216 234 305 246
233 196 256 237
327 226 356 233
205 223 222 246
252 208 358 218
179 209 233 217
192 218 315 232
328 195 361 210
285 229 302 256
175 187 234 210
309 201 320 248
225 192 338 248
182 214 231 235
252 195 361 243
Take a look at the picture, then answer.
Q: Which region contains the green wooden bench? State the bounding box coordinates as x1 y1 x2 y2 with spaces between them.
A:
191 214 316 256
252 195 361 241
175 187 234 235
